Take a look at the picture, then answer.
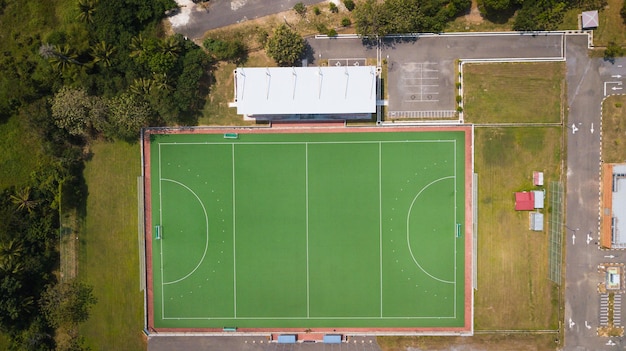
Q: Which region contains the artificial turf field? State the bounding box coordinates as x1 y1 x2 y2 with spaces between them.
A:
144 127 472 332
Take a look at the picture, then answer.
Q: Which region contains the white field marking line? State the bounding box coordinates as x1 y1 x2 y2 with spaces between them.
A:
406 176 456 285
158 140 458 146
454 140 457 317
158 144 165 318
161 178 210 286
403 77 439 81
404 84 440 87
232 144 237 318
163 315 458 320
159 139 462 322
305 142 310 318
379 142 383 318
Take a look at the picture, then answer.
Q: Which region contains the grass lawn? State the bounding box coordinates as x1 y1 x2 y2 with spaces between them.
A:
378 333 558 351
0 115 48 190
473 127 562 330
79 141 145 351
602 95 626 163
463 62 565 124
593 0 626 46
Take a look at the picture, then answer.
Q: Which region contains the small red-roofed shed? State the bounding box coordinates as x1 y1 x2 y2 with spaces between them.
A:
515 191 535 211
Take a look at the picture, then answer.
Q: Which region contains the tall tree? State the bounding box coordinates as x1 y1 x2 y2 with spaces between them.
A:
77 0 97 24
10 187 39 214
39 280 97 328
90 40 116 67
266 24 305 66
108 93 152 140
50 87 92 137
353 0 390 37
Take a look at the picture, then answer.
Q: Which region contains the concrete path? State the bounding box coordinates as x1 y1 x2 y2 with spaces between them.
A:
148 335 381 351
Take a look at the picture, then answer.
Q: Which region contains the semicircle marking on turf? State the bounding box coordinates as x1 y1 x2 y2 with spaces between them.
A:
406 175 455 285
161 178 209 285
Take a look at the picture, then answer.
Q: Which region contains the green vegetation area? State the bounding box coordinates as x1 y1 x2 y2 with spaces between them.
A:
593 0 626 46
474 127 561 330
461 61 564 334
602 95 626 163
80 141 144 351
463 62 565 124
0 115 48 190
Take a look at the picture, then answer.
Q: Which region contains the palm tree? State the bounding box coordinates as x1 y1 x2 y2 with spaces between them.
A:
39 43 82 71
90 41 116 67
129 34 145 59
77 0 97 24
129 77 154 95
10 187 38 214
159 36 181 58
152 73 172 92
0 239 24 275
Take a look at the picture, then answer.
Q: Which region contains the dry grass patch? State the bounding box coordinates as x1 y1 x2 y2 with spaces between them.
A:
201 1 355 51
199 51 273 126
602 95 626 163
474 127 562 330
463 62 565 124
378 333 558 351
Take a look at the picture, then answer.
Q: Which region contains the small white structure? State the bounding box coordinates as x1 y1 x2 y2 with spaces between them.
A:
581 10 599 29
533 190 544 209
233 66 377 117
533 171 544 186
530 212 544 231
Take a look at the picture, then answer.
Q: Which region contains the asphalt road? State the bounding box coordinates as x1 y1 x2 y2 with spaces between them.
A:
170 0 324 40
563 42 626 350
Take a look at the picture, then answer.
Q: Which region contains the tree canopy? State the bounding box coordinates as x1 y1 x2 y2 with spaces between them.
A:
266 24 305 66
353 0 471 37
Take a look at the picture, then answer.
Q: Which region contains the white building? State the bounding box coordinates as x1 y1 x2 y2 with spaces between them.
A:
232 66 377 119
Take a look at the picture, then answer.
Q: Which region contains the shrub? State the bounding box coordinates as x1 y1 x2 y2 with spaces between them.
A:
604 41 624 63
341 17 352 26
622 0 626 24
456 95 463 103
343 0 356 11
313 6 321 15
316 23 329 34
329 2 338 13
293 2 306 17
328 28 338 37
203 38 246 62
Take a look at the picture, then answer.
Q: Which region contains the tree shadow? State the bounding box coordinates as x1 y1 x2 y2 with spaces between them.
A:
301 42 315 66
482 6 518 24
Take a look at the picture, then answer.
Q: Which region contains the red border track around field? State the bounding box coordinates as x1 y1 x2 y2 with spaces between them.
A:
142 124 474 336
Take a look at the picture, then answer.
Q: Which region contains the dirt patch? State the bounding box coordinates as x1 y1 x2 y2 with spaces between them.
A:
464 0 484 24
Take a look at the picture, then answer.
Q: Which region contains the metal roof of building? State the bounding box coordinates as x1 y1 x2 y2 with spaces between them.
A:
582 10 599 29
530 212 544 231
233 66 377 116
515 192 534 211
613 165 626 247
